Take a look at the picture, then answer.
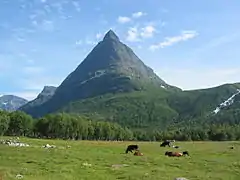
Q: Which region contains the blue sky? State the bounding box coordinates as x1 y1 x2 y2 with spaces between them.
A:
0 0 240 100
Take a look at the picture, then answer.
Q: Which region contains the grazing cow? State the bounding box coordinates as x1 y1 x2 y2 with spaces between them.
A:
173 145 179 149
125 145 139 154
182 151 190 156
165 151 183 157
134 150 143 156
160 140 171 147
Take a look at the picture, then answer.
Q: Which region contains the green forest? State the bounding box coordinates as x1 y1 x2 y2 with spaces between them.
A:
1 110 240 141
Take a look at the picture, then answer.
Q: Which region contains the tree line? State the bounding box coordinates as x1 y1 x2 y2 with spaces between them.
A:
0 110 240 141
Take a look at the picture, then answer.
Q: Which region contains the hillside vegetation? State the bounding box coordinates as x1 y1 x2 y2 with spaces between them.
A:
56 84 240 130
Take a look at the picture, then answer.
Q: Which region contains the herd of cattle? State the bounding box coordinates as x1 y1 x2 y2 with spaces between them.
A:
125 140 190 157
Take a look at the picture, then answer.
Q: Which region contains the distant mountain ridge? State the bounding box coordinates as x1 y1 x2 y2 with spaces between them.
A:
0 95 28 111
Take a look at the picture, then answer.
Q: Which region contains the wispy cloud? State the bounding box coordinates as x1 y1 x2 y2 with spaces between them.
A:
194 32 240 54
126 27 140 42
132 12 147 18
117 16 131 24
75 40 82 46
81 32 105 46
85 39 97 46
96 33 102 40
72 1 81 12
32 19 55 32
16 37 26 42
22 66 45 74
149 30 198 51
126 25 156 42
140 25 156 38
117 11 146 24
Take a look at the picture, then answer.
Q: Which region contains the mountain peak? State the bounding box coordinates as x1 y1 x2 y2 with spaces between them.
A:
39 86 57 97
0 95 28 111
103 30 119 41
21 28 180 117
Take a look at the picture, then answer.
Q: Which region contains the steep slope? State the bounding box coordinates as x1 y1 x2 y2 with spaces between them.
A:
58 90 178 130
55 83 240 129
22 30 180 117
0 95 28 111
167 83 240 118
212 89 240 114
19 86 57 111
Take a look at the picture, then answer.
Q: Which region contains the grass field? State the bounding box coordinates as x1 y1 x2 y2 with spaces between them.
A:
0 137 240 180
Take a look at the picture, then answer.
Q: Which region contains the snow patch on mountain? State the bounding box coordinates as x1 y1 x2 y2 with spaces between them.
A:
213 89 240 114
80 70 106 85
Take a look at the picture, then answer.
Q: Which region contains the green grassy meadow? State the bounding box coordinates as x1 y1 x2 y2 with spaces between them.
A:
0 137 239 180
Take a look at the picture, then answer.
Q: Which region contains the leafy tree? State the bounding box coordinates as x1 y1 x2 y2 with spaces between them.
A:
0 111 10 136
7 111 33 136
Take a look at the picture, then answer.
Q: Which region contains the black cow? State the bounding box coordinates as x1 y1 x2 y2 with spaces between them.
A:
182 151 190 156
160 140 171 147
125 145 139 153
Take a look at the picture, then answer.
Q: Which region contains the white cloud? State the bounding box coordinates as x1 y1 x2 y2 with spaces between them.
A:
126 27 141 42
150 30 198 51
140 25 156 38
85 39 97 45
157 67 240 90
126 25 157 42
117 16 131 24
81 32 103 46
96 33 102 39
117 12 146 24
132 12 146 18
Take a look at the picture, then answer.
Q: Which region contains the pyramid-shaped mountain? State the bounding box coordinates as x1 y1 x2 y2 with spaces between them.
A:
22 30 180 117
